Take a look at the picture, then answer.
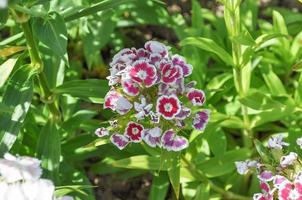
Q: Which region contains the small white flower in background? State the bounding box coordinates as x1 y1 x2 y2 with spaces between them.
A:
267 135 289 149
0 153 73 200
235 160 258 175
0 153 42 183
280 152 298 168
0 0 7 9
297 137 302 149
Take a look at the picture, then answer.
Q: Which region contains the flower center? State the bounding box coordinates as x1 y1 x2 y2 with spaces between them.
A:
132 127 139 135
289 189 300 200
137 70 147 79
164 103 173 112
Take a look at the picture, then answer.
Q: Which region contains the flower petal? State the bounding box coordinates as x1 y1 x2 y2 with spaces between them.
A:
110 134 129 150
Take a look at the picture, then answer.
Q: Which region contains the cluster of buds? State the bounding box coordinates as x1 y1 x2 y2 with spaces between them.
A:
95 41 209 151
235 135 302 200
0 153 73 200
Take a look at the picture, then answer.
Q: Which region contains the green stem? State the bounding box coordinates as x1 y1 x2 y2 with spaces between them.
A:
225 0 253 148
19 19 61 121
182 156 250 200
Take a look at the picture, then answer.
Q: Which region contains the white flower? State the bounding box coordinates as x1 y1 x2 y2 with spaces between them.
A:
134 96 153 120
235 161 249 175
267 135 289 149
0 0 7 9
296 137 302 149
280 152 298 168
0 179 55 200
0 153 42 183
235 160 258 175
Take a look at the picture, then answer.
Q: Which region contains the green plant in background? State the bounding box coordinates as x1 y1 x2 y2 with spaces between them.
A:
0 0 302 199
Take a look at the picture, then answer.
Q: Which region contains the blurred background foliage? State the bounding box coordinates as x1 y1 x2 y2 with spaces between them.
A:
0 0 302 199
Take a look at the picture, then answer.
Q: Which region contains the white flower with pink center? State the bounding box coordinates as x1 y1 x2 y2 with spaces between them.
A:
156 95 181 120
129 60 157 87
187 88 206 106
275 175 302 200
125 122 144 143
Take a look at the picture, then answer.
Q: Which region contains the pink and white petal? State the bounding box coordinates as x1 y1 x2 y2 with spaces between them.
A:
115 96 133 115
260 182 271 193
145 41 168 57
187 88 206 106
161 130 188 151
161 63 182 84
142 127 162 148
103 90 121 110
192 110 210 131
258 171 274 182
172 54 193 77
110 134 129 150
121 79 140 96
95 127 109 137
273 175 290 189
175 106 191 120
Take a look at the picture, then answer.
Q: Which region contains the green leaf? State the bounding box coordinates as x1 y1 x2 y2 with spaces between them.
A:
168 152 180 199
197 148 251 177
53 79 109 103
254 139 273 163
0 103 13 114
259 64 286 96
64 0 135 22
149 173 169 200
32 12 68 65
232 30 255 46
61 110 97 133
0 57 18 87
194 183 210 200
36 119 61 183
0 65 34 155
180 37 234 66
112 155 169 170
206 128 226 156
0 8 8 27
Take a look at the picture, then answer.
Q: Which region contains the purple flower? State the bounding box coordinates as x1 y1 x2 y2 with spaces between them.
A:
95 127 109 137
142 127 162 148
161 130 188 152
110 134 129 150
192 110 210 131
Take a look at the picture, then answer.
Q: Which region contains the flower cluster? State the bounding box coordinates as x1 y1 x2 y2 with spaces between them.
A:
0 153 73 200
96 41 209 151
235 136 302 200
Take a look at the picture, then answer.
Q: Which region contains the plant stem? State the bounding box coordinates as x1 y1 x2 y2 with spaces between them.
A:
181 156 250 200
19 19 61 121
224 0 253 148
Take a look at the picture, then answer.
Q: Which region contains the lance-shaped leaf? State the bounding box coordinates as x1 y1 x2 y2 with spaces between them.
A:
0 65 34 155
181 37 234 66
32 12 69 65
53 79 109 103
36 119 61 184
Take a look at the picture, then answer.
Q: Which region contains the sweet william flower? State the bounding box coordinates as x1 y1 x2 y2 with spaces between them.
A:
100 41 209 151
156 95 181 120
125 122 144 142
95 127 109 137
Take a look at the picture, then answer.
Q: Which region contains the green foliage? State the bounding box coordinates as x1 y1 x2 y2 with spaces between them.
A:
0 0 302 200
